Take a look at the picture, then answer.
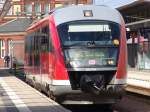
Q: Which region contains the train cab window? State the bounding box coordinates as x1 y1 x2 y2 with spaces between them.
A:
57 21 121 67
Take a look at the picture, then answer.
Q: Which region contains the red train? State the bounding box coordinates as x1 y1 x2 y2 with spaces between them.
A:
24 5 127 104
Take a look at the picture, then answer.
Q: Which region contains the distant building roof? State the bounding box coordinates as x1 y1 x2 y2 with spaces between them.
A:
0 18 32 33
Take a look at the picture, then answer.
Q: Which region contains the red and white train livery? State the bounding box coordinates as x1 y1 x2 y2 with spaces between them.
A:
25 5 127 104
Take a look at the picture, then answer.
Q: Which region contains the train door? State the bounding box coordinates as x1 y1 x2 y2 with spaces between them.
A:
48 26 55 83
40 25 50 88
33 32 41 85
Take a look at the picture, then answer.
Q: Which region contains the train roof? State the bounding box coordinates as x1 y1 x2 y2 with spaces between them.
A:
26 17 49 32
27 5 124 32
51 5 123 26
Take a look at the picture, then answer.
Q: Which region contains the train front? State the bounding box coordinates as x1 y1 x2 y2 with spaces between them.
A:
51 5 127 104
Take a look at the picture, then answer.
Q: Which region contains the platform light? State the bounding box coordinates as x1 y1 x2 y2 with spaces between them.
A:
84 10 93 17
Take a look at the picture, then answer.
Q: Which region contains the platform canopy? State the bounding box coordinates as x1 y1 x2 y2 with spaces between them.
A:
117 0 150 29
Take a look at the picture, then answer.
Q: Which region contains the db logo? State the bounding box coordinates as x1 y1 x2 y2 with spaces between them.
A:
89 60 96 65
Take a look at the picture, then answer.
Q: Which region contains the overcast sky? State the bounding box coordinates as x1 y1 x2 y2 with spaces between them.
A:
93 0 137 8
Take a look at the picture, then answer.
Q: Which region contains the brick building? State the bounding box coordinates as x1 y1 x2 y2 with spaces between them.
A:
1 0 92 18
0 0 92 67
0 18 32 67
0 0 5 11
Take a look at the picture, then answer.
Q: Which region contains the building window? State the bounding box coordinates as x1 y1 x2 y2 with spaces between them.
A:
25 4 32 15
45 4 50 14
55 4 63 8
0 40 5 58
35 3 41 15
12 0 20 1
13 5 21 15
78 4 84 5
7 7 13 15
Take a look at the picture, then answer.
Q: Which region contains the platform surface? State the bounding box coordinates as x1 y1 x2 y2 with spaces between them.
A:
127 70 150 89
127 70 150 96
0 69 70 112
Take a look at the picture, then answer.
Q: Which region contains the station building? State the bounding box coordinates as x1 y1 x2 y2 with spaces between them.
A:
0 18 32 67
1 0 92 21
118 0 150 70
0 0 92 67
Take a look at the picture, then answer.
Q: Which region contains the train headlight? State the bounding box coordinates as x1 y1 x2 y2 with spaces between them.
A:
70 61 80 67
84 10 93 17
107 60 114 65
113 39 119 46
70 61 74 66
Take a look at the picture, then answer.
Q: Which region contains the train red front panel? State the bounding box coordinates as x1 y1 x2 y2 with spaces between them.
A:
49 16 69 81
116 23 127 79
48 52 55 79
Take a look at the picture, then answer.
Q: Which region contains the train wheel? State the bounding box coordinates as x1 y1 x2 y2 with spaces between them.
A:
37 85 42 92
25 78 31 85
25 75 29 83
48 90 56 101
25 77 28 84
34 83 41 92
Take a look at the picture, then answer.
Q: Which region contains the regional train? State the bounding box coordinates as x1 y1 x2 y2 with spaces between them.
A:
24 5 127 104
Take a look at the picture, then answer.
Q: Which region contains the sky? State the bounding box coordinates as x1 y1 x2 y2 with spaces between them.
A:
93 0 137 8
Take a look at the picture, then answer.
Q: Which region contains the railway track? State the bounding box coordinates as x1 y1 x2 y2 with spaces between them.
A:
64 88 150 112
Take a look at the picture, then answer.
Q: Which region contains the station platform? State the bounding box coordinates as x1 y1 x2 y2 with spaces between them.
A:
127 69 150 96
0 69 71 112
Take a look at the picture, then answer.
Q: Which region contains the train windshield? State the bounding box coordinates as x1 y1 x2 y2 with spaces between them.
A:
57 21 120 46
57 21 120 67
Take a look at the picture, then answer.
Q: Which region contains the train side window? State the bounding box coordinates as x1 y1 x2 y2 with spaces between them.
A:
41 25 49 52
28 33 34 66
30 34 34 66
25 36 31 66
41 35 48 52
25 36 29 53
34 31 40 66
